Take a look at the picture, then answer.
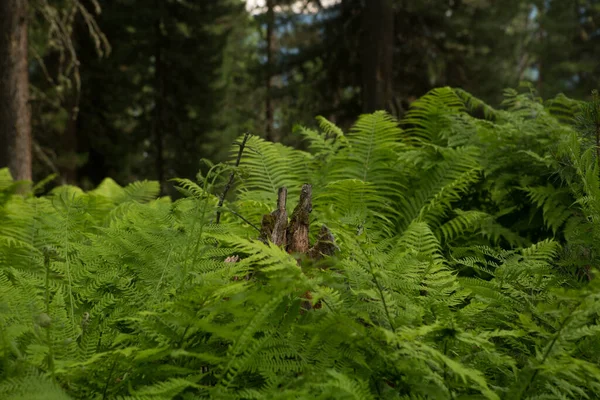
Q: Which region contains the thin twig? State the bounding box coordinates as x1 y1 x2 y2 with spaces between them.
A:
216 133 251 224
227 208 261 232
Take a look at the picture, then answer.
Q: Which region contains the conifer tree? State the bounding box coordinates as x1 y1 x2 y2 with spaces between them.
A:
0 0 32 181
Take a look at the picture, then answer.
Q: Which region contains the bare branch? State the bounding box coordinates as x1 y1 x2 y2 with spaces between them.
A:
216 133 251 224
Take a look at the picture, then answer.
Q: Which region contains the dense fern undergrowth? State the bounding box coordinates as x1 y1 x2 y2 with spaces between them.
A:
2 88 600 399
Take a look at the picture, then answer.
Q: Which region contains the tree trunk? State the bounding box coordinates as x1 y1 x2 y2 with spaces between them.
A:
0 0 32 181
360 0 395 113
265 0 275 141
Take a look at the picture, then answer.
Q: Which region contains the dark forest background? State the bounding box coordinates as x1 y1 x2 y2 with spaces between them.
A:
1 0 599 194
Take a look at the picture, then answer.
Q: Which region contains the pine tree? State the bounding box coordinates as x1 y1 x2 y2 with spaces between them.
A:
0 0 32 181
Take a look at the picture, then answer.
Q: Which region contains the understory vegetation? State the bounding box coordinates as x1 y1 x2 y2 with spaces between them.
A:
1 87 600 399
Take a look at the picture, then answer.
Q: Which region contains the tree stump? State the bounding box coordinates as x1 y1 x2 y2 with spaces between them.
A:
260 184 336 262
259 184 337 310
287 184 312 254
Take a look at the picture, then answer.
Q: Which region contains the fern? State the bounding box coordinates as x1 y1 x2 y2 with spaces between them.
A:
2 87 600 399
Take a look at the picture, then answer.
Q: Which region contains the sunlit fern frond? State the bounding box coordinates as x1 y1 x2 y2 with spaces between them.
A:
314 179 397 240
313 112 406 236
401 87 467 145
328 111 404 188
89 177 160 204
398 146 481 233
229 135 313 225
294 115 347 160
235 135 312 200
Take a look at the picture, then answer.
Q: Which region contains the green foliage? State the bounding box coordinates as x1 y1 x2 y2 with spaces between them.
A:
2 88 600 399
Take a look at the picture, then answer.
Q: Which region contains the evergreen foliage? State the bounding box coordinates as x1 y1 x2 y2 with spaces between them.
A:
1 88 600 399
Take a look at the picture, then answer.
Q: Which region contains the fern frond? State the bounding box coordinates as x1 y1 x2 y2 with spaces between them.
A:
522 185 573 234
401 87 466 145
236 135 311 201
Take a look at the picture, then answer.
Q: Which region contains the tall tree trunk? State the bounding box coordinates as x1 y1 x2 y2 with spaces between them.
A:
154 11 166 194
265 0 275 141
0 0 32 181
360 0 395 113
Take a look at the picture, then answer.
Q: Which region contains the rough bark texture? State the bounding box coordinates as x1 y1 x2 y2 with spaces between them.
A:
260 187 288 245
270 187 288 246
260 184 337 263
287 184 312 254
260 213 276 244
0 0 32 181
256 184 337 311
360 0 395 113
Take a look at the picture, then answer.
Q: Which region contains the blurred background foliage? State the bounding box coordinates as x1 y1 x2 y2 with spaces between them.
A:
24 0 600 193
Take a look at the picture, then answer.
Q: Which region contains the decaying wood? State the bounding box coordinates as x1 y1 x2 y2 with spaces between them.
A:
308 224 337 261
259 213 276 244
271 187 288 246
259 187 288 245
260 184 335 262
224 184 337 311
254 183 337 311
286 184 312 254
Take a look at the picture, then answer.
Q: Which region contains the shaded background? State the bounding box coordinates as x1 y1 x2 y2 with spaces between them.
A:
3 0 600 193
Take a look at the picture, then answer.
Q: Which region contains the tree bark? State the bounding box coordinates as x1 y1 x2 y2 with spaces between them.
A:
257 184 337 311
260 187 288 246
287 184 312 254
0 0 32 181
360 0 395 113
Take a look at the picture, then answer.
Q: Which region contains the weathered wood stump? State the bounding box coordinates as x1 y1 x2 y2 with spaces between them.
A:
259 187 288 246
260 184 336 262
259 184 337 310
286 184 312 253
